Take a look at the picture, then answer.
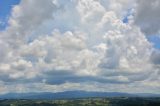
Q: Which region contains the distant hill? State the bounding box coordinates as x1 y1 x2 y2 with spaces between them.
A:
0 91 159 99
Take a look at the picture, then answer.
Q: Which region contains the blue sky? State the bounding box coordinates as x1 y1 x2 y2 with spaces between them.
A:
147 36 160 49
0 0 20 30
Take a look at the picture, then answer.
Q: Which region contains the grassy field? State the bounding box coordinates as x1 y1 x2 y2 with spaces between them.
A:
0 97 160 106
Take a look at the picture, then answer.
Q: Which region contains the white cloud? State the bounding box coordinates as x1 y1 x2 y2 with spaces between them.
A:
0 0 159 94
0 64 10 72
1 0 56 47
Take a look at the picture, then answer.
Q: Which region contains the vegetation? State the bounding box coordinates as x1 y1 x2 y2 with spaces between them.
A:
0 97 160 106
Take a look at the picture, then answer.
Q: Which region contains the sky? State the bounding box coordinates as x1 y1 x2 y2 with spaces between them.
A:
0 0 160 94
0 0 20 30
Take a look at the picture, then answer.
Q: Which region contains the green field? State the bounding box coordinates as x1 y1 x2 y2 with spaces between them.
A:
0 97 160 106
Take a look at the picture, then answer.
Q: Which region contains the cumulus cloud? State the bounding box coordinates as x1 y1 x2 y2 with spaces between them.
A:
1 0 56 47
0 0 159 94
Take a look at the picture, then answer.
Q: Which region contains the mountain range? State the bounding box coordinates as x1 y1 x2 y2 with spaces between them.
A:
0 91 159 99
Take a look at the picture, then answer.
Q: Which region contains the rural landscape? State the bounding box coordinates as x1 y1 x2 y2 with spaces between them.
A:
0 97 160 106
0 91 160 106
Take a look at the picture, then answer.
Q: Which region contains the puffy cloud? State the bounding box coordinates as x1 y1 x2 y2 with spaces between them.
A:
0 0 159 94
1 0 56 47
133 0 160 88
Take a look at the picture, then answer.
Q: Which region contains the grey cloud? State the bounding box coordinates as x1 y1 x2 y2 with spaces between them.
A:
151 50 160 65
0 41 9 63
43 72 131 85
135 0 160 35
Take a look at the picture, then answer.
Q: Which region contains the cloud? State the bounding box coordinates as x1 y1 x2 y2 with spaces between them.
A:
135 0 160 35
0 0 159 94
1 0 56 47
151 50 160 64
